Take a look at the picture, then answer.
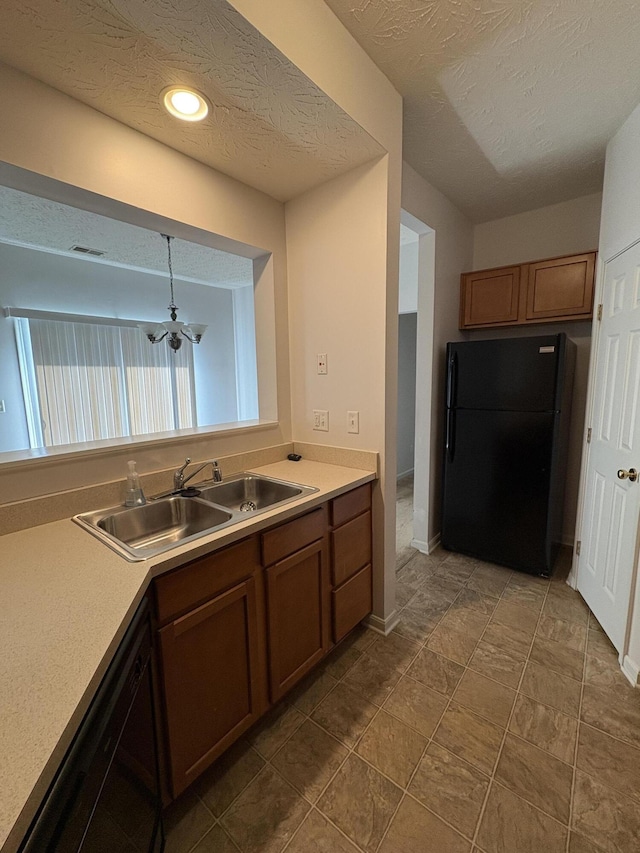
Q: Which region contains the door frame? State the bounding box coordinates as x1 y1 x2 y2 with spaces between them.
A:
571 240 640 685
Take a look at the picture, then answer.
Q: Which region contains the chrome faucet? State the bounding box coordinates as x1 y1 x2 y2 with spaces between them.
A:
173 458 222 491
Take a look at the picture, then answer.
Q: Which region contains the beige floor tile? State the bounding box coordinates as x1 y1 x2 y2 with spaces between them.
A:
467 569 510 599
378 795 471 853
286 809 360 853
196 740 265 817
482 620 533 659
382 675 448 738
288 669 339 715
396 582 420 608
393 603 443 643
453 669 516 727
543 591 589 626
365 632 421 673
192 825 241 853
419 573 465 601
468 640 526 689
454 586 499 616
500 582 546 612
311 682 378 747
321 644 362 679
495 734 573 823
346 625 377 652
491 600 540 635
536 614 587 652
342 652 402 705
568 831 605 853
477 782 568 853
247 705 305 759
221 765 310 853
529 635 585 681
318 755 402 853
406 647 465 696
509 694 577 764
577 723 640 802
581 683 640 749
583 653 630 693
356 709 427 787
162 790 216 853
586 629 619 664
506 571 550 592
434 702 503 775
271 719 348 802
520 661 581 717
588 611 605 633
572 770 640 853
439 604 490 638
408 742 489 839
435 555 478 583
426 622 480 665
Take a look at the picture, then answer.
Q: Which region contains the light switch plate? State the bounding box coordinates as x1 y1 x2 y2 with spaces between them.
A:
317 353 328 374
347 410 359 433
313 409 329 431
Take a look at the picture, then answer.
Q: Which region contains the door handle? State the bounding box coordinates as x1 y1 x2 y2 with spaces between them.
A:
617 468 638 482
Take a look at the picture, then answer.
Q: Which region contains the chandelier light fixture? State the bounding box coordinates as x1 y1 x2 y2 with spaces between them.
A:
139 234 207 352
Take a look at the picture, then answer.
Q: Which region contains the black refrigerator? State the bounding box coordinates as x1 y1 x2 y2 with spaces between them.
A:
441 334 576 577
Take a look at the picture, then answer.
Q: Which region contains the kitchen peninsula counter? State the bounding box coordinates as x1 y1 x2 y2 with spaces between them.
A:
0 459 376 853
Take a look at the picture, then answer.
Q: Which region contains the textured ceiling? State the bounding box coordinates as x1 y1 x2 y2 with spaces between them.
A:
0 185 254 288
0 0 383 202
324 0 640 221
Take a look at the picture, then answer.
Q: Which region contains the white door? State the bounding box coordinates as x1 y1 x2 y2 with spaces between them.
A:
578 241 640 651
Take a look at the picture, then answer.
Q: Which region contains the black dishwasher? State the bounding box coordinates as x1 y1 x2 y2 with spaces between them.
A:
20 598 164 852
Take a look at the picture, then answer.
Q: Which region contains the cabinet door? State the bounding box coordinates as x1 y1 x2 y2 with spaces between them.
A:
525 252 595 321
460 266 521 328
158 578 263 796
266 539 330 702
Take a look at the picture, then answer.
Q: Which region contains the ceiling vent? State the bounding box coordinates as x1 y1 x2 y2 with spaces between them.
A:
70 245 106 257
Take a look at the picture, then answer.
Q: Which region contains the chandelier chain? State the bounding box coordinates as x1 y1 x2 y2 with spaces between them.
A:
165 234 176 310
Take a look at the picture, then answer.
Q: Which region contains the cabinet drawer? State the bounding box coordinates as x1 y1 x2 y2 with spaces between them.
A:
331 510 372 586
331 483 372 527
261 506 327 566
155 536 260 624
333 564 372 643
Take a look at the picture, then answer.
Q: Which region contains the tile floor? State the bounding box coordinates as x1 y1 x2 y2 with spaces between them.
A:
162 479 640 853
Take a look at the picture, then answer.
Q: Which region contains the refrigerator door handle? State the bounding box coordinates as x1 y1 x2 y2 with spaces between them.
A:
446 352 458 409
445 409 455 462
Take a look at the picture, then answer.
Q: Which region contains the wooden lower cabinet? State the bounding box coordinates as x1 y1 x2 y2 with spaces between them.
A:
153 485 373 798
265 538 331 702
158 577 265 796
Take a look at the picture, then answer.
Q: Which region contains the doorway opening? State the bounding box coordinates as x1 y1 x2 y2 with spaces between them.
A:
397 211 435 569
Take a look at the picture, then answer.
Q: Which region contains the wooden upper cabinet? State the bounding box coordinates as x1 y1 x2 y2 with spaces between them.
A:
460 251 596 329
460 266 521 328
526 252 595 321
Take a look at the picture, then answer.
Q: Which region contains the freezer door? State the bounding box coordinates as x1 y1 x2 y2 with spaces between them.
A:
441 409 556 574
446 335 565 412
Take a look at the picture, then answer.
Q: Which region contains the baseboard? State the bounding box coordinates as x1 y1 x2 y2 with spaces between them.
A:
428 533 441 554
410 537 428 554
365 610 400 636
622 654 640 687
397 468 414 481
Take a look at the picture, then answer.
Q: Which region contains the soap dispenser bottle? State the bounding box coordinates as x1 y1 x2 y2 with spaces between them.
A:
125 460 146 507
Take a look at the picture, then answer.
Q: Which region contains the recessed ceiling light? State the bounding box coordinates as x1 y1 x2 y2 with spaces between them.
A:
162 86 209 122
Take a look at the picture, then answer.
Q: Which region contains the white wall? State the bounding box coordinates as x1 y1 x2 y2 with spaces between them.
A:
401 162 474 546
470 194 603 544
473 193 602 269
595 102 640 680
399 237 419 313
285 156 401 623
397 313 417 477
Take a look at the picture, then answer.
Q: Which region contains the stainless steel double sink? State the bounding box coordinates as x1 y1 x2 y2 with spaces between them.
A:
73 473 318 561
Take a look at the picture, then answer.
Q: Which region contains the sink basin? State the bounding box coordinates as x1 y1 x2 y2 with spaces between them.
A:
196 473 315 512
74 473 318 561
74 496 233 561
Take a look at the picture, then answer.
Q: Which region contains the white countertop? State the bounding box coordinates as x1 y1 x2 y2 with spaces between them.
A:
0 459 375 853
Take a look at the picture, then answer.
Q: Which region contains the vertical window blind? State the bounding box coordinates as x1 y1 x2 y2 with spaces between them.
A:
15 317 196 448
